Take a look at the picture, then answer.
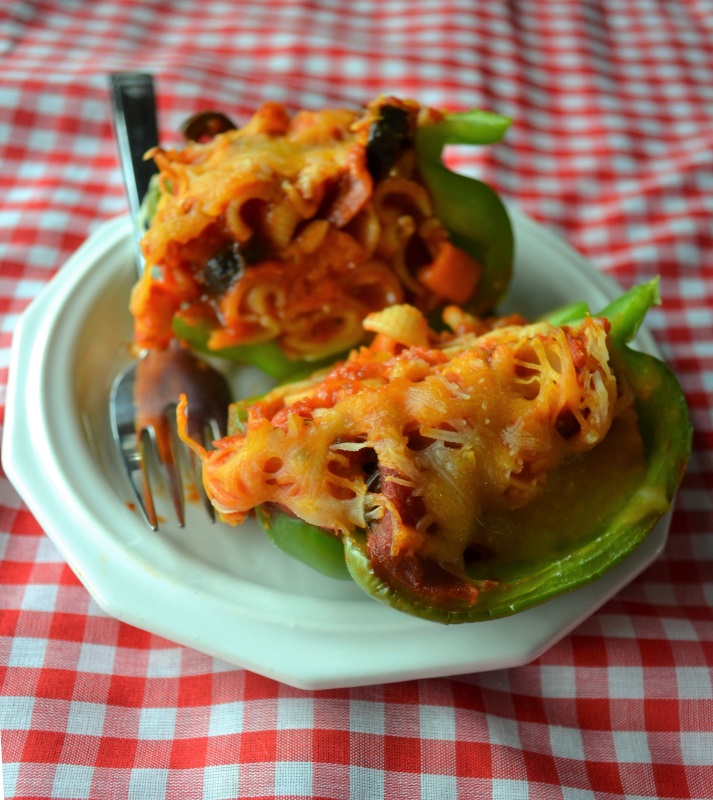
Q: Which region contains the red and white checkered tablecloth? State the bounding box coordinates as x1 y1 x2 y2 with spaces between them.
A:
1 1 712 798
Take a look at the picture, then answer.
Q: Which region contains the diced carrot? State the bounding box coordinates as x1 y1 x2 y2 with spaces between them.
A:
417 242 482 305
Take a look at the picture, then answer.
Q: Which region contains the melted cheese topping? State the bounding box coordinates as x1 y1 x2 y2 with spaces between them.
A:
181 305 619 567
143 105 369 265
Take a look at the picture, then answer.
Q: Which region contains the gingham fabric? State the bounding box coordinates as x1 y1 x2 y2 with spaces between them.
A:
1 1 712 798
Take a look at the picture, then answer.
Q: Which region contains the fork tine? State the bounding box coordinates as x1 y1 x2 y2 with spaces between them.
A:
137 428 160 531
163 407 186 527
111 364 159 531
142 409 186 528
112 364 224 530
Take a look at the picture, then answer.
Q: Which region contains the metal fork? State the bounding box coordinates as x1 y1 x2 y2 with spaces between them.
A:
108 72 232 530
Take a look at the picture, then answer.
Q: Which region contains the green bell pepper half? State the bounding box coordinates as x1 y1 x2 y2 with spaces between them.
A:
345 279 692 622
415 109 514 315
256 506 352 581
240 279 691 622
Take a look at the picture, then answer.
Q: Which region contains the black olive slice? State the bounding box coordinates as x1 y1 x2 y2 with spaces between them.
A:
181 111 237 142
202 242 245 295
365 105 411 181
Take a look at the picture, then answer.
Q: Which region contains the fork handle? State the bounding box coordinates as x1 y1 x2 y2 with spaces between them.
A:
108 72 160 277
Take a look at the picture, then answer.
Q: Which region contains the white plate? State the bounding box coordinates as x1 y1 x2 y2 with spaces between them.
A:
2 208 670 689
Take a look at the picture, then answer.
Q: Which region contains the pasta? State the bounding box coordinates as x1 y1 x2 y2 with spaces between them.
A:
131 97 485 362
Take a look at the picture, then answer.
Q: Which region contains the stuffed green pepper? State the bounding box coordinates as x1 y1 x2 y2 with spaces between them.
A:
179 280 691 623
132 96 513 378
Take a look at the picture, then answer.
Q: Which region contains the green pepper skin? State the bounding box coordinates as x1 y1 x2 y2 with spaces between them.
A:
599 279 692 511
256 507 352 580
416 110 514 315
249 280 691 623
537 300 590 326
173 317 342 381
